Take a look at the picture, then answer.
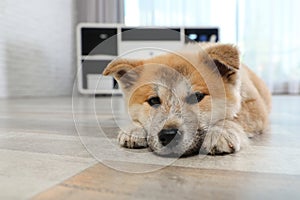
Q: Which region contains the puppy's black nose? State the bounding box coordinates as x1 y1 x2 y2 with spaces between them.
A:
158 128 178 146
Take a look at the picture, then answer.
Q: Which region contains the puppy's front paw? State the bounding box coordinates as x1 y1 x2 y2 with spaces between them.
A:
201 121 247 155
118 127 148 148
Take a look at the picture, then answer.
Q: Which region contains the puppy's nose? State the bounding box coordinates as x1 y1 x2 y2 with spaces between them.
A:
158 128 178 146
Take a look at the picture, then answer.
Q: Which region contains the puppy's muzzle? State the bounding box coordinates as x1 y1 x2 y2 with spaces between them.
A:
158 128 178 146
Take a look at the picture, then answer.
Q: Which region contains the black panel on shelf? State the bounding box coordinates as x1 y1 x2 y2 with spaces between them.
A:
81 28 118 56
121 28 181 41
184 28 219 43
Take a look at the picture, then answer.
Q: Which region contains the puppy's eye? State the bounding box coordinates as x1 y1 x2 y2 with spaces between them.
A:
186 92 206 104
147 96 161 107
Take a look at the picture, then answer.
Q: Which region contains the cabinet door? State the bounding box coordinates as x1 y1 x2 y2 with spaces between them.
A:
121 28 180 41
81 60 113 89
184 28 219 43
81 28 118 56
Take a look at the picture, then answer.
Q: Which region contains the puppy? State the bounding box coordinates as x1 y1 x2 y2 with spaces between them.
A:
103 43 271 156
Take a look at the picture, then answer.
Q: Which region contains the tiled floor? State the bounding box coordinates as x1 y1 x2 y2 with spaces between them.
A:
1 96 300 199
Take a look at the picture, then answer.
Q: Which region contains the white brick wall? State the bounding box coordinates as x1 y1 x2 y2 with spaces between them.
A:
0 0 76 98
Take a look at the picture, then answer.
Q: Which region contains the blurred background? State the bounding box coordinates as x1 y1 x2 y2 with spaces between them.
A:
0 0 300 98
1 2 300 199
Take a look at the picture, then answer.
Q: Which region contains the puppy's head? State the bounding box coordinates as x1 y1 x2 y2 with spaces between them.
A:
103 44 241 156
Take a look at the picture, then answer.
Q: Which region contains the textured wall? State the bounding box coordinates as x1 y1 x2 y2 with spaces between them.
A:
0 0 76 98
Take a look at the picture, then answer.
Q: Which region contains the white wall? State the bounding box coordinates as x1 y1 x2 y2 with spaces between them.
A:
0 0 76 98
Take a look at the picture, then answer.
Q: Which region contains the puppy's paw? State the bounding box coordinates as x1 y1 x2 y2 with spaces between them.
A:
118 127 148 148
201 121 247 155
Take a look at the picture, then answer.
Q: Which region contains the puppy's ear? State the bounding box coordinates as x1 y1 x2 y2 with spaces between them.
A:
103 59 143 89
205 44 240 82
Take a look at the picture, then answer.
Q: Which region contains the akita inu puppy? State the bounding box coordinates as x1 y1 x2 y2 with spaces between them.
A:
103 43 271 156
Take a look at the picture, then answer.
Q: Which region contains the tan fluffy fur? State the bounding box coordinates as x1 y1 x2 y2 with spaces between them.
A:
103 43 271 156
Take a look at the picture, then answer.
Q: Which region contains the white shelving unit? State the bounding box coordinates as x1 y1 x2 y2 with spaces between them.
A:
77 23 218 95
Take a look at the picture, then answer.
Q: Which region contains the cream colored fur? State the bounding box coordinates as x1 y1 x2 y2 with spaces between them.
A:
103 43 271 156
